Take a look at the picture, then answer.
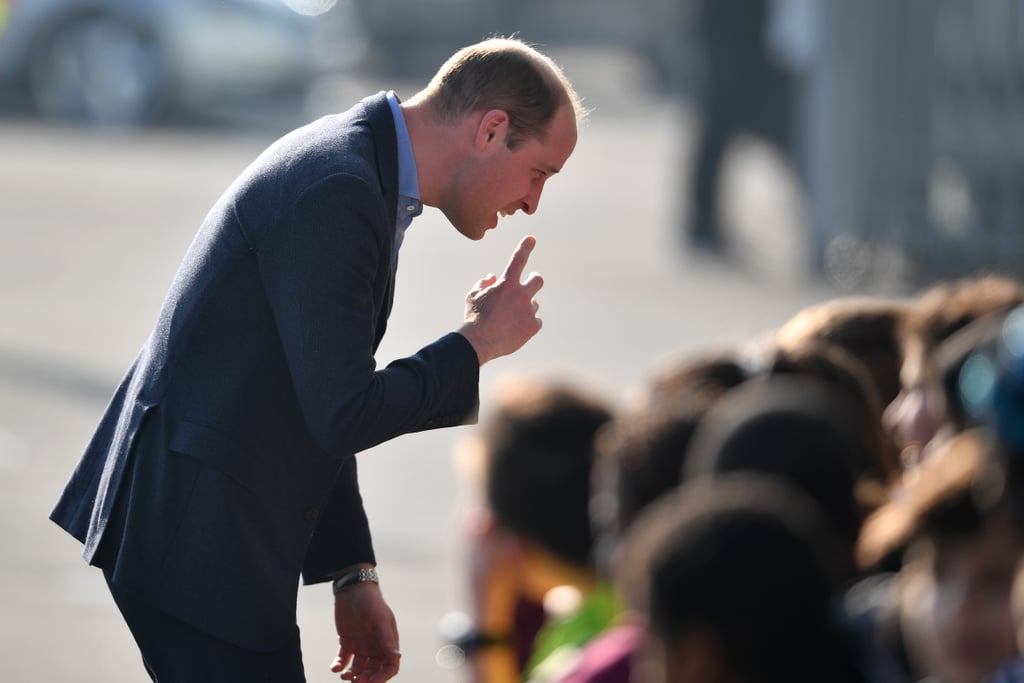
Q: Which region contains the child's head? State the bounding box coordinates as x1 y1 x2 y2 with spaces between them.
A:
886 275 1024 470
685 374 867 556
858 429 1024 683
590 351 748 575
456 373 614 594
777 295 911 406
620 474 860 683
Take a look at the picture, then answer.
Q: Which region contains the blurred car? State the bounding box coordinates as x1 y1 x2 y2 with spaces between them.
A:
0 0 339 126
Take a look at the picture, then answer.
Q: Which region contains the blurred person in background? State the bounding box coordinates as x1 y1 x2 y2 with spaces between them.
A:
684 374 872 566
775 295 912 408
619 474 866 683
49 37 584 683
684 374 909 679
561 309 901 682
774 294 913 507
685 0 796 254
851 305 1024 683
684 373 921 681
446 374 613 683
766 339 900 496
541 314 915 683
733 326 900 507
856 428 1024 683
884 275 1024 473
552 350 748 683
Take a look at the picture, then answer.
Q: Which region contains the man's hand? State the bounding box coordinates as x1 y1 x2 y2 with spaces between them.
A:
459 235 544 365
331 582 401 682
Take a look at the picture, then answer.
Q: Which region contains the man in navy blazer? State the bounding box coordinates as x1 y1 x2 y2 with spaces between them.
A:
50 37 584 682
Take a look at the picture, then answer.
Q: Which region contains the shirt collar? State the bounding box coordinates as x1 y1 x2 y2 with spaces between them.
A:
386 91 422 210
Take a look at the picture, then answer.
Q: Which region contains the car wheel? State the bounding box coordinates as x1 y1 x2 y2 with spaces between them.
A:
28 13 168 126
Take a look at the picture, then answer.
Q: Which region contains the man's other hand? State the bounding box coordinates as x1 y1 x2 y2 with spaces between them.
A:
331 582 401 682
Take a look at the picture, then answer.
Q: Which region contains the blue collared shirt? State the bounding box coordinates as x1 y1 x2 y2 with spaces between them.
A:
386 91 422 260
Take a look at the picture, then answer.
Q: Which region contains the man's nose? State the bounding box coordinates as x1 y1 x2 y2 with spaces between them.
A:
522 184 544 215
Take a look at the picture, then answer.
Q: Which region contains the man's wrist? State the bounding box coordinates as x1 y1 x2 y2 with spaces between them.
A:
457 326 492 366
332 567 379 595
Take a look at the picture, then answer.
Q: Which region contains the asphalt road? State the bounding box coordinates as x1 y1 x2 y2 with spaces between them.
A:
0 53 843 682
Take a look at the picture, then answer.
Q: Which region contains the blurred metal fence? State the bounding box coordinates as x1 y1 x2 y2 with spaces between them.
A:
799 0 1024 288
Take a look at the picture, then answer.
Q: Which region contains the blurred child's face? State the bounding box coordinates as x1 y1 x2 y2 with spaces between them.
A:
904 516 1023 683
885 343 949 470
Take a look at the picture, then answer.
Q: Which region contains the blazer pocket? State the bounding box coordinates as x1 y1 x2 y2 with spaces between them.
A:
169 419 277 497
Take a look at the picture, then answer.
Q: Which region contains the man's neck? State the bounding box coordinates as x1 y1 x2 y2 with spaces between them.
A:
401 98 475 208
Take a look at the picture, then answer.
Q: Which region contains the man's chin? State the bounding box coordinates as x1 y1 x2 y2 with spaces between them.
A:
451 221 489 241
470 220 495 240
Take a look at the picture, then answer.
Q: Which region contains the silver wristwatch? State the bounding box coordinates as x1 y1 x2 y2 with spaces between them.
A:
331 567 379 595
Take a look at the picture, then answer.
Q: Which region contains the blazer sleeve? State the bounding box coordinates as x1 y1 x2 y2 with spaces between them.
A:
253 173 480 460
301 455 373 583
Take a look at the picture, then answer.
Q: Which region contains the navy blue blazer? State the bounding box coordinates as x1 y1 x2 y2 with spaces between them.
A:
50 93 480 651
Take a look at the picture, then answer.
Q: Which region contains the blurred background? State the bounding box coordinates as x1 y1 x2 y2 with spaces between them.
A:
2 0 1023 681
4 0 1023 285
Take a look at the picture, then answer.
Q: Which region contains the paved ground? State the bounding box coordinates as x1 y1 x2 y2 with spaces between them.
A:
0 48 845 682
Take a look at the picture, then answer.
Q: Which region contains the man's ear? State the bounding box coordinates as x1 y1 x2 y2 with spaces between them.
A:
475 109 509 150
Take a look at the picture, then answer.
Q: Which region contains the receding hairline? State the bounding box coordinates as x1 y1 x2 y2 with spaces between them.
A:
424 37 587 124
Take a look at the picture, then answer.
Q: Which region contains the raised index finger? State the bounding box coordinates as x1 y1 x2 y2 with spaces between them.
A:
501 235 537 283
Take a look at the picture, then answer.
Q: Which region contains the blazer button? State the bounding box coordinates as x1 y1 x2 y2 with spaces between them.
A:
304 508 320 524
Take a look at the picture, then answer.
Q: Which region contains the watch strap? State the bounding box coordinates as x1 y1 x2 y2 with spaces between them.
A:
332 567 379 594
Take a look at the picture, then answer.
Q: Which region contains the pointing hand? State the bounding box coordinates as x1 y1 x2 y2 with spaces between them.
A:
459 235 544 365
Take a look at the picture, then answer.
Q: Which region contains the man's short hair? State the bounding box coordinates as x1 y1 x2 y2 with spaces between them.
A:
425 37 586 148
